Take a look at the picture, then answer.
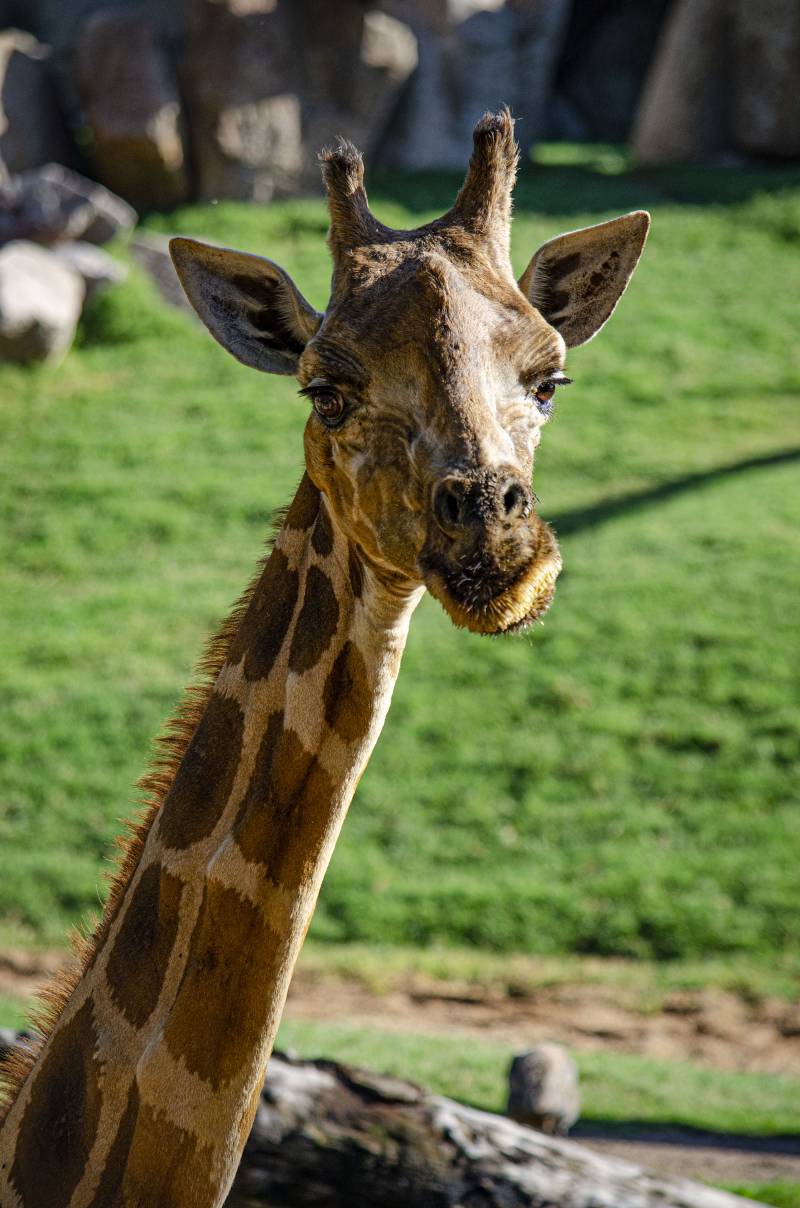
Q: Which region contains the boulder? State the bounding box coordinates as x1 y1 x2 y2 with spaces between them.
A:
0 1027 21 1057
630 0 733 165
182 0 303 202
287 4 418 178
378 0 569 170
344 9 418 154
0 29 71 179
633 0 800 163
506 1042 580 1136
732 0 800 157
53 241 128 299
0 240 84 363
75 9 189 209
182 0 416 201
546 0 672 142
0 163 137 247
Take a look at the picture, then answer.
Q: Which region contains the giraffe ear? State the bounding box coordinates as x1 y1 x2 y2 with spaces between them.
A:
518 212 650 348
169 238 323 375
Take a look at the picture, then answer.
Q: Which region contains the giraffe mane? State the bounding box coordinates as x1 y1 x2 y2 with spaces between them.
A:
0 497 297 1121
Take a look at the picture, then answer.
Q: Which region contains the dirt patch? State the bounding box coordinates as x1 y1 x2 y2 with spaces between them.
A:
0 948 70 1007
578 1135 800 1186
4 947 800 1075
286 966 800 1078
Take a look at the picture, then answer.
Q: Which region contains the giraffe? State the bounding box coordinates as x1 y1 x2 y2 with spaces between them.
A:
0 110 648 1207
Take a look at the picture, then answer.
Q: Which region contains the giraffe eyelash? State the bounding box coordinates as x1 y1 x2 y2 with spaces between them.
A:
526 373 573 417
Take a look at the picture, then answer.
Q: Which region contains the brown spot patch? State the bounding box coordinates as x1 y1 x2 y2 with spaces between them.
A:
232 709 283 861
91 1079 139 1207
288 565 340 673
547 288 569 315
10 998 102 1208
227 548 299 682
323 641 372 743
311 500 334 557
106 862 183 1028
159 694 244 850
121 1099 217 1206
163 882 284 1090
284 473 320 532
233 725 336 890
547 250 582 285
348 544 364 598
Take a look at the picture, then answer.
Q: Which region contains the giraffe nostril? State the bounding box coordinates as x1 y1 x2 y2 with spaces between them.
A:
433 477 467 535
443 492 461 525
501 479 529 521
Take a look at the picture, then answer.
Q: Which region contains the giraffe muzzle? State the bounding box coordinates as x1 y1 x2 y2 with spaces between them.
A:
421 470 562 635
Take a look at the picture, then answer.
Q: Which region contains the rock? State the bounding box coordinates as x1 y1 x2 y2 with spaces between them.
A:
13 0 186 58
182 0 416 201
546 0 672 142
182 0 303 203
130 232 194 312
0 240 85 363
632 0 800 163
631 0 731 164
53 241 127 299
0 163 137 247
0 1027 22 1057
287 2 417 170
350 9 419 153
379 0 569 170
75 9 189 209
506 1042 580 1136
0 29 71 179
732 0 800 157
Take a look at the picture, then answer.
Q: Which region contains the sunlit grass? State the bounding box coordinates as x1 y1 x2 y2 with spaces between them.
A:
1 157 798 959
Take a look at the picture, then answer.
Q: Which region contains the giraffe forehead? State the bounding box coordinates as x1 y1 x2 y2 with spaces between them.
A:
308 251 560 410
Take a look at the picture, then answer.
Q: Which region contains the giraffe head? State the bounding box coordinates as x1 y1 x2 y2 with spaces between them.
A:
171 111 648 634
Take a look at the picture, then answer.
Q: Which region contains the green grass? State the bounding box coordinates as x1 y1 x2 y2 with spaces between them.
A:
274 1016 799 1136
1 154 799 957
0 995 28 1031
722 1187 800 1208
295 942 800 1003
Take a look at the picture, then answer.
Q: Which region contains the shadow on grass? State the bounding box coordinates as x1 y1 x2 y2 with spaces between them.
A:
547 447 800 538
370 155 800 221
573 1121 800 1153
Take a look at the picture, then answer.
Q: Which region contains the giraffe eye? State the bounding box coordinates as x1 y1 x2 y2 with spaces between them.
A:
310 389 345 426
528 373 572 417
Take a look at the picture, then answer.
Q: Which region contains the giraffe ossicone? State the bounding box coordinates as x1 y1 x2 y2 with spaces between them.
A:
0 109 649 1207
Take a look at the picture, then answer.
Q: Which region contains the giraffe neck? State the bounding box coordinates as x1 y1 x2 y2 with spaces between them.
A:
0 475 422 1208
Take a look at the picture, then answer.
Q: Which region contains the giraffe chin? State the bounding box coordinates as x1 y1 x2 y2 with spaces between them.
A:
426 519 562 636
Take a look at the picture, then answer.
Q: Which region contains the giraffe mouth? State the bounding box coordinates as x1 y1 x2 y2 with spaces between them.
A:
422 517 562 635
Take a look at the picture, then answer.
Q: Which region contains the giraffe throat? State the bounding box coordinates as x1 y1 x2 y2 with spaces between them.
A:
0 473 421 1208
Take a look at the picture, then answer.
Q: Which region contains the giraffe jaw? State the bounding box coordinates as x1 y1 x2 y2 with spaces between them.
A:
424 518 562 635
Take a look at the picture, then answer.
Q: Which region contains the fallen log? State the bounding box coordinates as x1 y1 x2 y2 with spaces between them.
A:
227 1053 763 1208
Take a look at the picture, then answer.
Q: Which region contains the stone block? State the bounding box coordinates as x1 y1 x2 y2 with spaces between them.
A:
75 8 189 209
0 240 84 363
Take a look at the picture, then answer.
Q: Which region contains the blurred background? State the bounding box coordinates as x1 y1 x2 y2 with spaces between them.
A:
0 0 799 1200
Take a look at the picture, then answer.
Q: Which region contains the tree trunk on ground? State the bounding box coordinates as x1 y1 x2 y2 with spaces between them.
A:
226 1053 762 1208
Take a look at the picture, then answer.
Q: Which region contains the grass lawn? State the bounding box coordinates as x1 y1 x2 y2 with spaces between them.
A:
723 1189 800 1208
1 152 799 961
275 1015 800 1137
